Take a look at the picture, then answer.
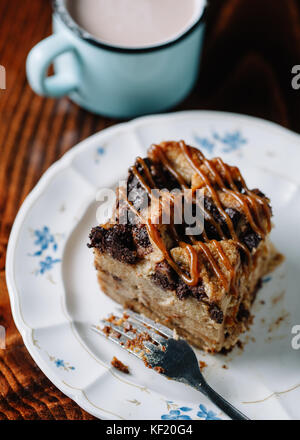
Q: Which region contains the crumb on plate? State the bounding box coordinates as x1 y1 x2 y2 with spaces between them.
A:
111 356 129 374
199 361 207 371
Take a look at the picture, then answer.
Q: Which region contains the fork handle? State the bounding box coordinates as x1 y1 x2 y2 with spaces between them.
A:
195 382 250 420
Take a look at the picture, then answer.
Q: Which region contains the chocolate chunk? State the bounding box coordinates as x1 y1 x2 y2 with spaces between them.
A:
209 303 224 324
251 188 266 199
204 197 243 239
88 224 138 264
176 280 206 301
236 303 250 322
88 226 106 250
233 180 245 193
240 227 261 251
203 197 222 240
225 207 241 229
238 247 248 265
151 261 177 291
126 157 181 216
132 225 151 249
127 171 149 212
151 260 207 302
251 188 272 215
136 157 152 175
149 160 181 191
204 197 223 225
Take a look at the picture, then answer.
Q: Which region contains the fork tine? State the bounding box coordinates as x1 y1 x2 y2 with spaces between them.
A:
100 317 160 351
91 325 142 359
120 308 174 339
143 341 161 353
93 314 160 354
93 314 250 420
102 315 166 346
91 324 128 346
100 318 135 340
126 318 167 346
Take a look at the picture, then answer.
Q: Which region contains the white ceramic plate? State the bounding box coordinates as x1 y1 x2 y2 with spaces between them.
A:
6 111 300 420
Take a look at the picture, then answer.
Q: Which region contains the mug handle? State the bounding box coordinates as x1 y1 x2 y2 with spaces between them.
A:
26 33 81 97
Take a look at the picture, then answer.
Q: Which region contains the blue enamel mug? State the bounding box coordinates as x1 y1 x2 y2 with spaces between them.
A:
26 0 207 118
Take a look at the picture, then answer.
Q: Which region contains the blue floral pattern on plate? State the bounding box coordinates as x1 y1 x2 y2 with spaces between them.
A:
29 226 62 275
161 409 192 420
94 145 106 164
194 130 247 155
48 355 75 372
38 256 61 275
161 402 222 420
193 135 215 155
30 226 58 256
197 404 221 420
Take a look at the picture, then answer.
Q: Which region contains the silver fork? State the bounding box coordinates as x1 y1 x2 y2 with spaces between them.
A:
91 308 250 421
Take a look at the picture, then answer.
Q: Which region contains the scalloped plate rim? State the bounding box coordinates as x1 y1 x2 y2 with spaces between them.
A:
6 110 300 420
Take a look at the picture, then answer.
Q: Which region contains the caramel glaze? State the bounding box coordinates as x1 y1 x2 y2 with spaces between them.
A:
121 141 272 296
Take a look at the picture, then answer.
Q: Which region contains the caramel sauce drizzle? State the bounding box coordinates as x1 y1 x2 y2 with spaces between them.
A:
149 144 189 188
121 188 199 286
150 144 226 240
135 157 156 188
181 143 237 238
215 157 271 232
211 240 237 295
197 241 229 290
197 152 265 236
121 142 271 293
179 142 253 262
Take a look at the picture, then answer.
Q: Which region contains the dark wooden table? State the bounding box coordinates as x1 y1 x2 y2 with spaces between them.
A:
0 0 299 420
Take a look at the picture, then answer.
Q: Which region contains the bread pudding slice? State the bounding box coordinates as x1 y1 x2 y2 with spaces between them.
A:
88 141 283 353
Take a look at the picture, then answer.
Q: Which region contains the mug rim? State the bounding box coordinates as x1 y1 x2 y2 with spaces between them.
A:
52 0 207 54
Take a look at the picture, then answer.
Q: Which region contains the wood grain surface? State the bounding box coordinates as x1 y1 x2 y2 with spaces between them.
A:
0 0 299 420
